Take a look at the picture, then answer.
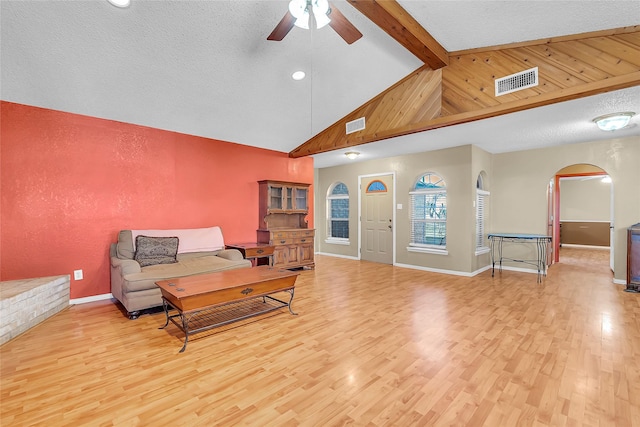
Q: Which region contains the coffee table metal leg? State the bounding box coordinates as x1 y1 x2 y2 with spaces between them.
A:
159 299 170 329
179 313 190 353
287 288 297 315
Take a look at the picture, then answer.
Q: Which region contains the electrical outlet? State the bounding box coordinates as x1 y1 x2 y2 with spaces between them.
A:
74 269 83 280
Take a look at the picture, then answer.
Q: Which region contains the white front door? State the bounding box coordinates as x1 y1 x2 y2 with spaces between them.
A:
360 174 394 264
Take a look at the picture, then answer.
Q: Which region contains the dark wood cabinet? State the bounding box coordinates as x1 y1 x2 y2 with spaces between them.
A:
257 180 314 269
627 223 640 292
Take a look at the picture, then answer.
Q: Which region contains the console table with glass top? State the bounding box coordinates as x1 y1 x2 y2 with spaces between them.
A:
488 233 552 283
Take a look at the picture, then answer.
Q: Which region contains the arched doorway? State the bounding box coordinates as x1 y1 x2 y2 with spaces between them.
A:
548 164 613 271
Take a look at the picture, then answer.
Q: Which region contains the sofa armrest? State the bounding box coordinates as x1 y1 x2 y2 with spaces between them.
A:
111 257 142 275
216 249 244 261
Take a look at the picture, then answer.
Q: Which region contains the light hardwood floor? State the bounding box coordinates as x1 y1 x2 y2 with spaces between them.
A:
2 249 639 426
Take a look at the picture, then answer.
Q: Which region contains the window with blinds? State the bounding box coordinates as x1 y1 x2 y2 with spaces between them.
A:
476 189 490 250
327 182 349 240
409 173 447 249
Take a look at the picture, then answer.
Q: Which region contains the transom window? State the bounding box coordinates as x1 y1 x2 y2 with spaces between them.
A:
366 180 387 193
327 182 349 240
409 172 447 249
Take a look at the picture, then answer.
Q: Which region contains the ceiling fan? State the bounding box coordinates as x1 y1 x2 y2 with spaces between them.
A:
267 0 363 45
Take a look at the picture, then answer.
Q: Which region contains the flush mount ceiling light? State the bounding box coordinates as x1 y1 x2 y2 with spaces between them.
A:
107 0 130 7
592 112 635 131
345 151 360 160
292 71 306 81
289 0 331 30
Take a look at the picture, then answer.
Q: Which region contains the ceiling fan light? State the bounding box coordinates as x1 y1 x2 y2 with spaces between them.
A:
313 0 329 14
314 10 331 29
288 0 307 19
312 0 331 28
593 112 635 131
293 14 310 29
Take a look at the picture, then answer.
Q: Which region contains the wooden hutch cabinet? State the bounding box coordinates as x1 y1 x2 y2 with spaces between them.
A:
627 223 640 292
257 180 314 269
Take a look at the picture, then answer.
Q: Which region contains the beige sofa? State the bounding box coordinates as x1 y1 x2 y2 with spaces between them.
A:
110 226 251 319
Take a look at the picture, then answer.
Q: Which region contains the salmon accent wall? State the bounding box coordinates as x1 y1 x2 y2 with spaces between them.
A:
1 101 314 299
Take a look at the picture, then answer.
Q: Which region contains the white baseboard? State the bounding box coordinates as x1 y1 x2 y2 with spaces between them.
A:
561 244 610 250
394 263 541 278
494 265 541 275
472 264 493 276
315 252 360 261
613 278 627 285
70 293 114 305
394 262 489 277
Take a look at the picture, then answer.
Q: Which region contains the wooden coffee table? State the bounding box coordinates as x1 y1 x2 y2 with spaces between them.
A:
156 266 299 352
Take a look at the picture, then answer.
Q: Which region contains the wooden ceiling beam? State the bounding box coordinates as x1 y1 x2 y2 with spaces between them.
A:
346 0 449 69
289 29 640 159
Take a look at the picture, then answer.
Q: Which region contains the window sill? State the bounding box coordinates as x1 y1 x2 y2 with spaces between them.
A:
475 247 490 256
325 238 350 246
407 246 448 256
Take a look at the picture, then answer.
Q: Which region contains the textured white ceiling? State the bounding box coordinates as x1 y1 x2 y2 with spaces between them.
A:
2 0 639 169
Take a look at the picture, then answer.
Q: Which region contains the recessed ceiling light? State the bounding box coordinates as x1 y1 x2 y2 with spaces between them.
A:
292 71 306 81
107 0 131 8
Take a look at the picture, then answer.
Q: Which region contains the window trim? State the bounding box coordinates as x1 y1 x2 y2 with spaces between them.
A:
325 237 350 245
409 174 447 250
327 182 350 240
476 188 490 254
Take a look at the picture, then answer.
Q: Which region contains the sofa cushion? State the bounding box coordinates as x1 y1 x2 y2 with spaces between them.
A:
116 227 226 260
134 236 179 267
132 227 225 254
117 230 135 260
121 255 251 293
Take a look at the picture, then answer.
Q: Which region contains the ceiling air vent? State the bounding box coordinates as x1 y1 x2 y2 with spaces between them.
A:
495 67 538 96
346 117 365 134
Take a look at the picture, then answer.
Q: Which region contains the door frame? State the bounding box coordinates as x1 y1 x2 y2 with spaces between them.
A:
358 172 397 265
552 170 612 264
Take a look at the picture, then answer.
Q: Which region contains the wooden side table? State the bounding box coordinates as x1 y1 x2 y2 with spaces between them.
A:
226 242 275 267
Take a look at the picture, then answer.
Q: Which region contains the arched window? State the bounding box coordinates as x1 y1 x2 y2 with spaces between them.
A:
476 172 490 253
327 182 349 241
409 172 447 249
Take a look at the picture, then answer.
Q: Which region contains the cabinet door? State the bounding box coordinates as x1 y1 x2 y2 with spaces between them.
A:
284 187 293 210
286 245 299 265
272 245 288 267
268 184 284 211
298 242 314 264
294 187 308 211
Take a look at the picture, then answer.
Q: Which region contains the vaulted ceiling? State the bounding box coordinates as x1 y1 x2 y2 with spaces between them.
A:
2 1 639 169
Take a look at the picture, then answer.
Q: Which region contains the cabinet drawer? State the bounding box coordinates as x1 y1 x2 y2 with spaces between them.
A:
271 229 314 239
294 237 313 244
272 238 293 245
243 246 275 258
271 231 291 239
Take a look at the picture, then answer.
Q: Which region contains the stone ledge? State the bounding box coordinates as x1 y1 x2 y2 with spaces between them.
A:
0 275 70 345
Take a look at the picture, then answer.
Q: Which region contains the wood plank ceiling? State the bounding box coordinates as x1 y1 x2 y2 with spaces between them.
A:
289 0 640 158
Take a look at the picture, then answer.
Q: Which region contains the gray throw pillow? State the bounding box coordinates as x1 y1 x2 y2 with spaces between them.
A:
134 236 179 267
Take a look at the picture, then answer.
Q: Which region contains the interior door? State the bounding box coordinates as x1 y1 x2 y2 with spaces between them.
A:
360 174 393 264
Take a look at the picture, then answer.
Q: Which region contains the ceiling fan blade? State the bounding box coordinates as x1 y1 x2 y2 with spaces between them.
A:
328 3 362 44
267 11 296 41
